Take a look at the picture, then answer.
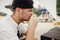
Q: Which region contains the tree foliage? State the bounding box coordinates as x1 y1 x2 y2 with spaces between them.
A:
0 12 7 16
57 0 60 16
33 8 42 16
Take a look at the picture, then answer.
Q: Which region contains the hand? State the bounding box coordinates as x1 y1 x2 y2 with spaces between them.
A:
28 14 38 29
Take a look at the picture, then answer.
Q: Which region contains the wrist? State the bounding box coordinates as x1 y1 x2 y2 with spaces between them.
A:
28 27 35 31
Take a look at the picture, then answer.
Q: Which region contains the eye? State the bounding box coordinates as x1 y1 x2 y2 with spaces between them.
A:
29 10 33 12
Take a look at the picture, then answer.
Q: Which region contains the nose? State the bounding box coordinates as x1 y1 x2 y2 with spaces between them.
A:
31 13 32 16
30 12 33 16
31 11 34 15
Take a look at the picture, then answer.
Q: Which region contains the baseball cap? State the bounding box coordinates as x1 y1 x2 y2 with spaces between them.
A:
5 0 33 9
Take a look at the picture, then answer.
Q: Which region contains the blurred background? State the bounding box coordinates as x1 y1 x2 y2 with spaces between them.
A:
0 0 60 40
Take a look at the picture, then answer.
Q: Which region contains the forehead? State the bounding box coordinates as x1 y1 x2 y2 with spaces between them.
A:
22 8 33 10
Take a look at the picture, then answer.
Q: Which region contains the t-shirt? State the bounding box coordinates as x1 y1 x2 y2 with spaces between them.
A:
0 15 27 40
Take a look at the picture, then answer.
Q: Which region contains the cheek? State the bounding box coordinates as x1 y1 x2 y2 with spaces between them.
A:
23 13 31 19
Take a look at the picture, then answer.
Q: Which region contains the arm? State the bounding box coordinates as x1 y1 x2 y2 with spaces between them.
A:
26 14 38 40
26 27 35 40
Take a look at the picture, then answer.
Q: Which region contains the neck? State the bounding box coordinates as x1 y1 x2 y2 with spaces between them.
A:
11 13 22 24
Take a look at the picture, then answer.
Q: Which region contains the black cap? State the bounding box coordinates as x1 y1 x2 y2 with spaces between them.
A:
5 0 33 9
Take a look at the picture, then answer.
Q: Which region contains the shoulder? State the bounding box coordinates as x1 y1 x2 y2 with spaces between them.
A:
0 16 6 22
0 15 8 22
0 15 11 26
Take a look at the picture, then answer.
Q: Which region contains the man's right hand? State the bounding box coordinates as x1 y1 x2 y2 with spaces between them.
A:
26 14 38 40
28 14 38 29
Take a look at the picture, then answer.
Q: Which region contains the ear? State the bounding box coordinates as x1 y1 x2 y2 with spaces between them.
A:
15 7 22 13
16 7 23 18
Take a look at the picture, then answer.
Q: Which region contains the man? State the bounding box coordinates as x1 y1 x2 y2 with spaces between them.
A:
0 0 38 40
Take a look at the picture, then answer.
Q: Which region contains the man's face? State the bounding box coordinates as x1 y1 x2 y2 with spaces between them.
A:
20 8 33 21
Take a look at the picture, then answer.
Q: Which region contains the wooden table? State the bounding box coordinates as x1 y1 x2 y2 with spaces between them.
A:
41 27 60 40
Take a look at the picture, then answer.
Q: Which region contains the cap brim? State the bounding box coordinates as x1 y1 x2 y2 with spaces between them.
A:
5 5 13 9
